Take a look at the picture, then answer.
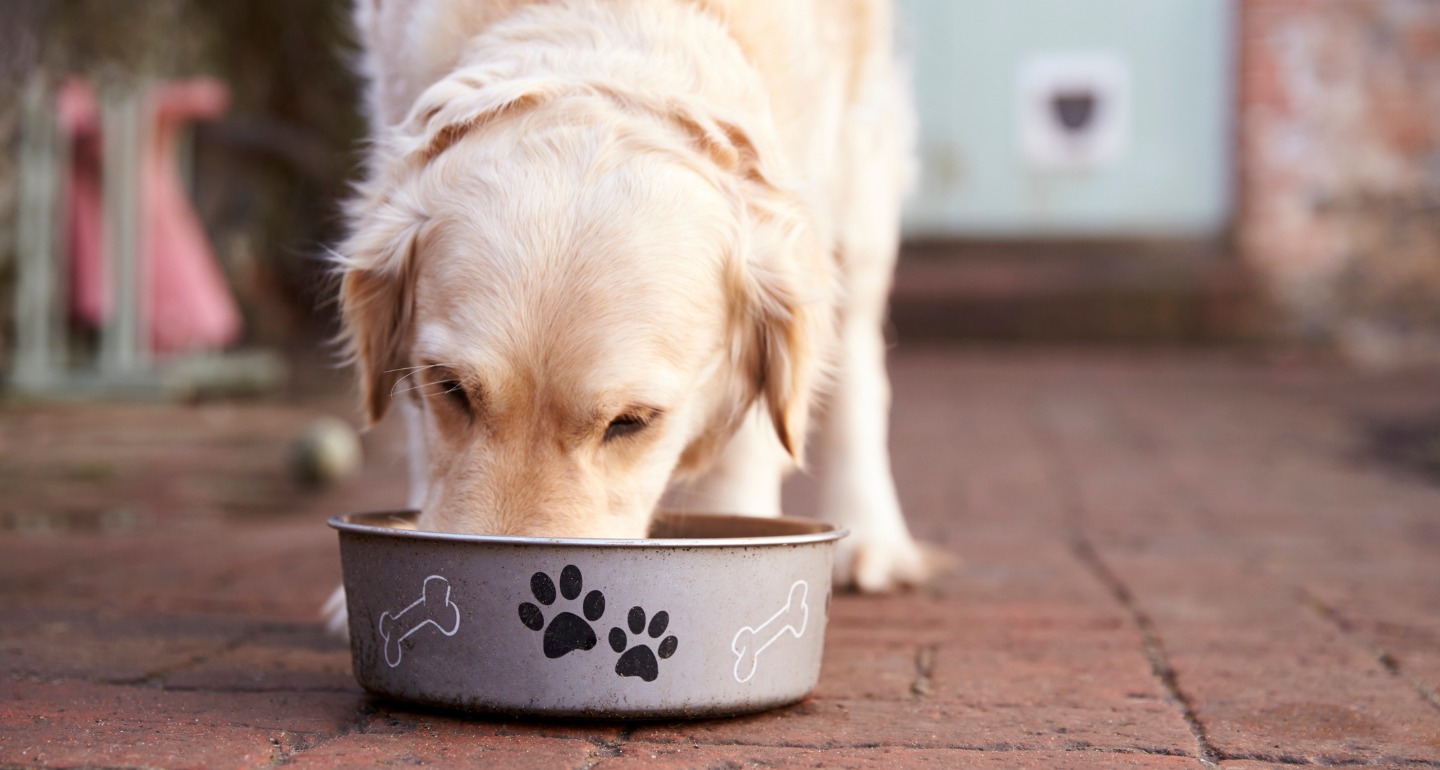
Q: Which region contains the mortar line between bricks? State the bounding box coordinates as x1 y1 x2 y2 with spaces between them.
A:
261 700 378 767
1218 750 1440 768
580 724 635 769
1068 393 1440 766
910 643 937 698
620 735 1198 758
1066 535 1222 770
1297 586 1440 716
143 683 362 695
1093 384 1440 712
1026 407 1221 770
101 626 264 689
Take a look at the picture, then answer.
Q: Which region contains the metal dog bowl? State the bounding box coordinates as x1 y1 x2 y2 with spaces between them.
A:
330 511 846 718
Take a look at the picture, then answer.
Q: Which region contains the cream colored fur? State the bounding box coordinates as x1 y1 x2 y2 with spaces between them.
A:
329 0 927 633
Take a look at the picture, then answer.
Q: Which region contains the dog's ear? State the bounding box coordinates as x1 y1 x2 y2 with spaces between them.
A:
336 192 424 427
399 69 560 163
336 69 547 426
707 118 825 467
745 252 819 466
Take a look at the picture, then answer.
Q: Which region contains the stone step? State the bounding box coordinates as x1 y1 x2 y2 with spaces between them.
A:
891 239 1256 344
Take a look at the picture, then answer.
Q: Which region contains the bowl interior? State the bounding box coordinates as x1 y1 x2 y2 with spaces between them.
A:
329 510 845 546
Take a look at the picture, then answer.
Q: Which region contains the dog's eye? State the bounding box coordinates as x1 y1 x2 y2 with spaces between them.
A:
435 380 472 417
603 413 648 442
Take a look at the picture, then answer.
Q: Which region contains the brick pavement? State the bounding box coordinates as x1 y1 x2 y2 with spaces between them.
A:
2 348 1439 768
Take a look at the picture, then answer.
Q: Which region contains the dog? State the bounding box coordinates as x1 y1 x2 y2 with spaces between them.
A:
327 0 929 632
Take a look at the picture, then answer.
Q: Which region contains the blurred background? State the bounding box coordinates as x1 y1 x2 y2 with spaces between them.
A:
1 1 361 396
895 0 1440 361
3 0 1439 389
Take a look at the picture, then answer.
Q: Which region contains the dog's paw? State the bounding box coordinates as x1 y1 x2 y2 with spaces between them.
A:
833 530 953 593
323 584 350 640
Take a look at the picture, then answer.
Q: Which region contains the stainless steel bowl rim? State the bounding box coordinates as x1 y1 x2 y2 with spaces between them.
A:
328 511 849 548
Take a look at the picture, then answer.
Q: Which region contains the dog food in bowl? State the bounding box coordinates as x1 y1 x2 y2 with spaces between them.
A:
330 511 846 718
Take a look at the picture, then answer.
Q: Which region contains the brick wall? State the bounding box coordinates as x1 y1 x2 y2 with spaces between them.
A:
1238 0 1440 364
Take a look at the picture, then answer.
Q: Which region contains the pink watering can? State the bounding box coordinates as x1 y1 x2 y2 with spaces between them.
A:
57 77 242 356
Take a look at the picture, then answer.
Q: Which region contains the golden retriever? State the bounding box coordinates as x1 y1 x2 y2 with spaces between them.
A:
328 0 928 631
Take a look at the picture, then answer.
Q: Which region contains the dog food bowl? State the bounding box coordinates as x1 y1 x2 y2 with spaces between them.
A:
330 511 846 718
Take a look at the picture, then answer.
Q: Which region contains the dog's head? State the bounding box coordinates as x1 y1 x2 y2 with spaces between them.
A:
336 73 824 538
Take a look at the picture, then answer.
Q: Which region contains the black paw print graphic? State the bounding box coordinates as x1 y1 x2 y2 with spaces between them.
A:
518 565 605 658
609 605 678 682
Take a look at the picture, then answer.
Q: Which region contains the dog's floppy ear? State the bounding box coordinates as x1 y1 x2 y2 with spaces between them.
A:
336 69 551 426
708 118 826 467
745 249 819 466
336 191 425 427
399 69 562 163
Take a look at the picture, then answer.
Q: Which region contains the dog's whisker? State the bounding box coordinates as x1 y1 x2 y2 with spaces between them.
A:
386 363 458 377
389 363 447 377
390 381 443 398
387 363 460 396
417 384 466 399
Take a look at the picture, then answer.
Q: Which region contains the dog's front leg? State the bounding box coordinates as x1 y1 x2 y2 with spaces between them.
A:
818 66 932 590
814 294 930 592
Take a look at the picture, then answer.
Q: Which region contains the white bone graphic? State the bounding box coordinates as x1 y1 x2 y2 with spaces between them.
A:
378 575 461 668
731 580 809 683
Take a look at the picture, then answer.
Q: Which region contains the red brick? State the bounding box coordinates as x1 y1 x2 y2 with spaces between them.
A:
1 522 344 620
2 608 231 683
927 623 1165 710
1103 555 1440 764
0 679 362 769
813 629 918 701
1275 551 1440 699
925 540 1127 612
159 622 356 693
820 601 1162 709
349 700 628 744
281 733 598 769
631 697 1190 755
